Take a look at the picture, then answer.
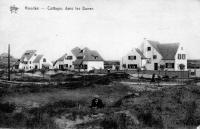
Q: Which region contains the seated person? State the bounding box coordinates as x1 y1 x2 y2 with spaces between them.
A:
90 95 105 109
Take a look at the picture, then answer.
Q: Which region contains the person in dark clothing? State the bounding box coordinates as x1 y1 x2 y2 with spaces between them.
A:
90 95 104 109
151 73 156 83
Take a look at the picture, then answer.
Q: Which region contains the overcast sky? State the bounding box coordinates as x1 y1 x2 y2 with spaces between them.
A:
0 0 200 61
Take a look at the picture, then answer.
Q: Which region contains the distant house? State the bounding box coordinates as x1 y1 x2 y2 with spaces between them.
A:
140 39 187 71
104 60 120 70
73 47 104 71
121 48 147 70
33 55 53 69
187 59 200 77
14 50 52 71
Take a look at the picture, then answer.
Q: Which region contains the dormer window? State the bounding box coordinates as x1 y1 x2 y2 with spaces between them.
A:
147 47 151 51
128 56 136 60
94 56 98 59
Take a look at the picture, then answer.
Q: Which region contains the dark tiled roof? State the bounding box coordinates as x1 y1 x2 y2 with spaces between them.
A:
73 47 104 65
135 48 147 59
33 55 43 63
20 50 37 61
73 59 83 65
84 50 104 61
147 40 180 60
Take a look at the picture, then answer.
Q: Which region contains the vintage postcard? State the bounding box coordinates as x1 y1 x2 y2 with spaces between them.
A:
0 0 200 129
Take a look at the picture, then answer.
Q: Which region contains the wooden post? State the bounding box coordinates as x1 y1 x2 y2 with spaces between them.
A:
8 44 11 81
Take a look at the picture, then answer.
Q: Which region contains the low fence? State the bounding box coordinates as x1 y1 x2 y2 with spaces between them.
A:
94 69 190 79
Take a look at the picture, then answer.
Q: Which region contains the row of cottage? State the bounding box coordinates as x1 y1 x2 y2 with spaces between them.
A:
14 39 188 71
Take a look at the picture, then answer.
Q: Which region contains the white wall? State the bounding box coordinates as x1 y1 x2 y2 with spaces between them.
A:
175 45 187 71
121 49 143 70
83 61 104 71
142 40 163 70
36 56 53 69
63 53 76 70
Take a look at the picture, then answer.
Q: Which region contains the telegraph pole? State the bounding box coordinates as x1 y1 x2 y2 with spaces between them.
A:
8 44 10 81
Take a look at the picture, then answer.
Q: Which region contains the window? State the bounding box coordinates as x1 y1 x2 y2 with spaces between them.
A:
83 64 88 69
43 58 46 62
178 54 181 59
29 61 31 64
77 56 83 59
67 56 73 60
128 64 137 69
65 64 68 68
165 63 174 68
182 54 186 60
128 56 136 60
147 47 151 51
153 55 157 59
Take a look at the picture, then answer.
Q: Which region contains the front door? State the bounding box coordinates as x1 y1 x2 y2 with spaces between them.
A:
154 63 158 70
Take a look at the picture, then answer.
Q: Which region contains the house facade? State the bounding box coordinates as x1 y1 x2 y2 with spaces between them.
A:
53 50 77 70
121 48 147 70
140 39 187 71
33 55 53 69
54 53 75 70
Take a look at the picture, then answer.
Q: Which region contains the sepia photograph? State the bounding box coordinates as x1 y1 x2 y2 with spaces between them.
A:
1 0 200 128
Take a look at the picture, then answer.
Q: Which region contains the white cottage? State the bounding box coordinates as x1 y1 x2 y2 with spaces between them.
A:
53 51 76 70
73 47 104 71
121 48 147 70
14 50 52 71
33 55 53 69
141 39 187 71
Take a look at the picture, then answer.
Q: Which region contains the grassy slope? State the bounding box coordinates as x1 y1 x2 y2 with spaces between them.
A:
1 81 200 129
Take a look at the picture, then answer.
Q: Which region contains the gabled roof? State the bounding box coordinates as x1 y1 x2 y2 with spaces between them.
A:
53 53 67 66
33 55 43 63
20 50 37 61
84 50 104 61
147 40 180 60
135 48 147 59
73 47 104 65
